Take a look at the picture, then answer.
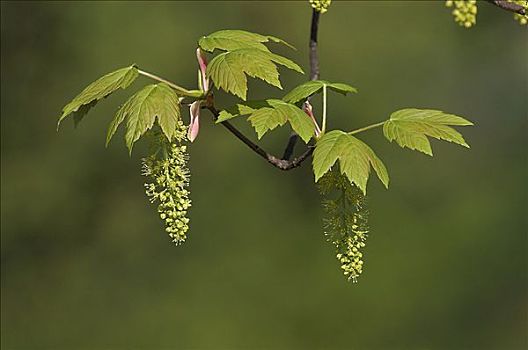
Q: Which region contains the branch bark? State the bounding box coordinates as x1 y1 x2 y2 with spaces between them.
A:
309 9 321 81
486 0 526 15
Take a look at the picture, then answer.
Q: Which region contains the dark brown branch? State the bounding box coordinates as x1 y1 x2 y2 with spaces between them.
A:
207 105 314 171
269 146 315 170
309 8 321 81
281 133 299 159
486 0 526 15
281 8 321 161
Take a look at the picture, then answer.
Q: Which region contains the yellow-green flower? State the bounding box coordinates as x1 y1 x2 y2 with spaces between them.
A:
309 0 331 14
446 0 478 28
318 168 369 282
142 122 192 244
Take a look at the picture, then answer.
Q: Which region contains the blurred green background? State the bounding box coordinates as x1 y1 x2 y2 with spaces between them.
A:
1 1 526 349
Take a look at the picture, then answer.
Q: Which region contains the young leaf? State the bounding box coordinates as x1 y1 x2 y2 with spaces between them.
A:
246 99 315 143
217 110 236 123
383 108 474 156
313 130 389 194
216 101 269 123
216 100 314 142
266 35 296 50
105 83 181 153
198 29 296 53
264 51 303 74
206 52 247 100
207 48 303 100
283 80 357 104
58 65 138 129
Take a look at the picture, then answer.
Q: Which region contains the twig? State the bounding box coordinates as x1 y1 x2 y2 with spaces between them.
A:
486 0 526 15
309 9 321 81
281 134 300 159
281 8 321 161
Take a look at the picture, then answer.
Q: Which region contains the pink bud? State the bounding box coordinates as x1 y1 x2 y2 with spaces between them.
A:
196 48 209 92
188 101 201 142
303 100 321 137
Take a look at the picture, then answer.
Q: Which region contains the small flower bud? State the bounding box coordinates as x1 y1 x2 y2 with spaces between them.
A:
188 101 201 142
309 0 332 13
196 48 209 91
303 100 322 137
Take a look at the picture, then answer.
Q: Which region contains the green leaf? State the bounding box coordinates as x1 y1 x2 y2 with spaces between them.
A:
264 51 303 74
152 84 182 143
216 100 314 142
313 130 389 194
283 80 358 104
216 101 269 123
58 65 138 129
246 99 315 143
217 111 235 123
207 52 247 100
202 30 303 100
198 29 296 53
266 35 296 50
207 48 303 100
383 108 474 156
105 83 181 154
72 101 97 127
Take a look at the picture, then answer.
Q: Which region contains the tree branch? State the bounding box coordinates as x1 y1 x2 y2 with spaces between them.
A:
281 133 300 159
281 8 321 161
486 0 526 15
207 105 314 171
309 8 321 81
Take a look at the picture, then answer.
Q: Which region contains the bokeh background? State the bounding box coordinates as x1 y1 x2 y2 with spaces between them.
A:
1 1 527 349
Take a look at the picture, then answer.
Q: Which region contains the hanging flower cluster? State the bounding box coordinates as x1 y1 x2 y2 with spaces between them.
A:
142 123 192 244
445 0 478 28
309 0 332 14
318 168 369 282
446 0 527 27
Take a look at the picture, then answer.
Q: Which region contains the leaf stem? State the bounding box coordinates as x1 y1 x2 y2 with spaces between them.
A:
348 121 386 135
322 83 327 134
137 69 203 98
